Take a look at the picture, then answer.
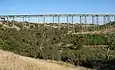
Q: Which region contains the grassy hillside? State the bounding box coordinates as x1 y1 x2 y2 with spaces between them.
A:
0 21 115 69
0 50 93 70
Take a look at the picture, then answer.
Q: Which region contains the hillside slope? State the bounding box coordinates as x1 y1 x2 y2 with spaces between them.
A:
0 21 115 70
1 21 115 34
0 50 93 70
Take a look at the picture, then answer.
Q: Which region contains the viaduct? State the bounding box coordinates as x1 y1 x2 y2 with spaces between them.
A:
0 14 115 24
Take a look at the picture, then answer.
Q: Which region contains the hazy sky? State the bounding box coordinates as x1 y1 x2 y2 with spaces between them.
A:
0 0 115 15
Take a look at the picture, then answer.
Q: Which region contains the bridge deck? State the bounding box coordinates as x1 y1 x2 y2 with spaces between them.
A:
0 14 115 17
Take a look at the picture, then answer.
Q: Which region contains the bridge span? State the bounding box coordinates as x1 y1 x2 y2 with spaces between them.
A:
0 14 115 24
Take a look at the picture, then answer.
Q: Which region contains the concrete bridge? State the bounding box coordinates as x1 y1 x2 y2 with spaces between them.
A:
0 14 115 24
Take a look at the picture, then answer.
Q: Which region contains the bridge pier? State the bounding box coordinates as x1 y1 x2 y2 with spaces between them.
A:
67 16 69 23
114 16 115 21
66 16 69 31
92 16 94 24
105 15 110 23
79 16 83 31
72 16 75 32
72 16 74 24
84 15 87 24
103 16 106 24
12 16 15 26
80 16 82 24
107 15 110 23
42 16 45 26
58 16 60 30
22 17 25 28
38 16 39 23
6 17 9 25
96 15 99 24
23 17 25 22
43 16 45 23
52 16 54 24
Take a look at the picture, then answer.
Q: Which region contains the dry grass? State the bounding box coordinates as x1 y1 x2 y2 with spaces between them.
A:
73 27 115 35
0 50 94 70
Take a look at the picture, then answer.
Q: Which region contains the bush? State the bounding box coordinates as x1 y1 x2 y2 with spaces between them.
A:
61 48 76 64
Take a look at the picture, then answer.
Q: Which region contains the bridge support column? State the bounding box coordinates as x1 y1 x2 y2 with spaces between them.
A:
6 17 8 25
72 16 75 33
72 16 74 24
80 15 84 32
107 15 110 23
13 16 15 22
52 16 54 26
85 15 87 24
43 16 45 23
92 16 94 24
96 15 99 30
12 16 15 26
22 17 24 28
67 16 69 31
43 16 46 26
103 16 106 24
79 16 82 31
58 16 60 30
67 16 69 23
38 16 39 23
80 16 82 24
53 16 54 24
114 16 115 21
84 15 88 31
96 15 99 24
92 16 95 30
28 17 31 28
23 17 25 22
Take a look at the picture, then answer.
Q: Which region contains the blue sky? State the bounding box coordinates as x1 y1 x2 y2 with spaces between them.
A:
0 0 115 15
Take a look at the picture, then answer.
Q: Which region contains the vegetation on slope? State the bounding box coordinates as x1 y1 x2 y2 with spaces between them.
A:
0 21 115 69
